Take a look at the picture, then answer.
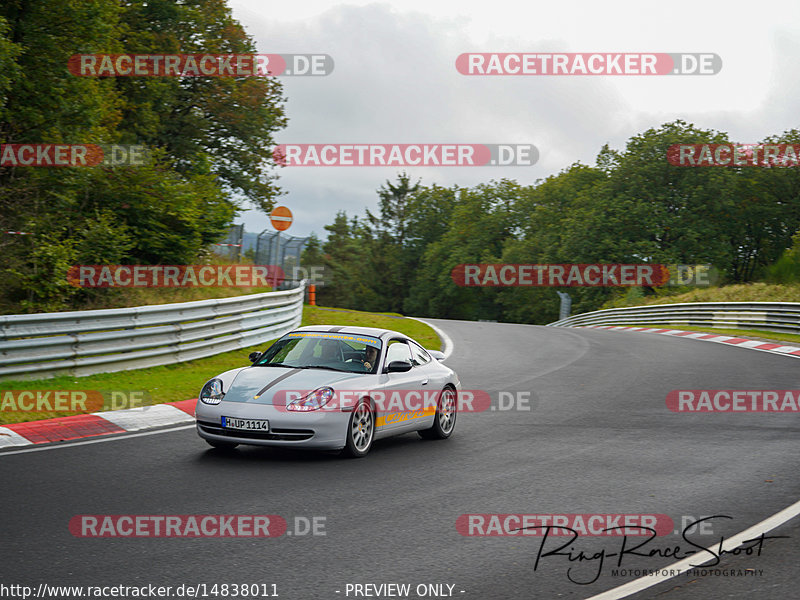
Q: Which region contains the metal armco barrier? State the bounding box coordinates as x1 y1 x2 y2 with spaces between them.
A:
0 282 306 380
547 301 800 335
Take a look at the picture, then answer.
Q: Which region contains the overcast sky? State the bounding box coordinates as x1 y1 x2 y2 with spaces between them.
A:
228 0 800 240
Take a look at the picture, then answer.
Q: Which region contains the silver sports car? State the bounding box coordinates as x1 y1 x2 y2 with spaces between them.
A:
195 325 460 457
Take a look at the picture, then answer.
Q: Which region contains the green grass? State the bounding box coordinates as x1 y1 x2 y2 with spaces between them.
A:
303 306 439 349
600 323 800 345
604 282 800 308
0 305 442 426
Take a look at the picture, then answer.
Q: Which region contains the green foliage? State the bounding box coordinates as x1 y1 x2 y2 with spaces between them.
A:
0 0 286 313
314 121 800 324
13 234 80 312
765 229 800 283
300 233 324 265
114 0 287 210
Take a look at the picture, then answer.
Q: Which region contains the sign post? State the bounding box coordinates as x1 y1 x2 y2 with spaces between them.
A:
556 291 572 321
269 206 293 289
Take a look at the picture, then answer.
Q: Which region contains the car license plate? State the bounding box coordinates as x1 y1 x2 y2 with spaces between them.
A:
222 417 269 431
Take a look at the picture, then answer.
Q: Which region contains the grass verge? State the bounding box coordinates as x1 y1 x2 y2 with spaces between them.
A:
0 305 442 426
604 282 800 308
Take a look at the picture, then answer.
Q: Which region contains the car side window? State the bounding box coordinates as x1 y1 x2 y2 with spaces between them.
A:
385 340 412 365
409 341 431 366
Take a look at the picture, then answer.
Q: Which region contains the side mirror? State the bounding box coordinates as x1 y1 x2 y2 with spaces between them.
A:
428 350 445 362
248 351 262 363
386 360 412 373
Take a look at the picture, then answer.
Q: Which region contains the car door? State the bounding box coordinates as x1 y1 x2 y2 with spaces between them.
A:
407 340 447 426
376 339 429 433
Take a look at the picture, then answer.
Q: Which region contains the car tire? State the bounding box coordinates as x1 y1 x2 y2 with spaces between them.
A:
206 440 239 450
343 399 374 458
419 387 457 440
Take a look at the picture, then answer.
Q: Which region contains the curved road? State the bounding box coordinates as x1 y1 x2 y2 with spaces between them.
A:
1 320 798 599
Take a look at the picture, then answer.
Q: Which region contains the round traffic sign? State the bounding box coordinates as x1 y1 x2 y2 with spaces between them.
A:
270 206 293 231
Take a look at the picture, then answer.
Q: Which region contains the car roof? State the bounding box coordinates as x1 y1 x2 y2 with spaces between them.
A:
291 325 411 341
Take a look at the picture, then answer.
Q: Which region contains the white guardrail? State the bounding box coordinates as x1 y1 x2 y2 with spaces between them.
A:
547 301 800 335
0 282 306 380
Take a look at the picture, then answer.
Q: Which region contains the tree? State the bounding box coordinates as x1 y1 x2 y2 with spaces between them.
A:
312 120 800 322
362 173 421 312
0 0 287 312
498 163 607 323
115 0 287 213
406 180 523 319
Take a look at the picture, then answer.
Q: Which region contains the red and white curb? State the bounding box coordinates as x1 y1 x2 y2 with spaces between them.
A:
580 325 800 359
0 398 196 450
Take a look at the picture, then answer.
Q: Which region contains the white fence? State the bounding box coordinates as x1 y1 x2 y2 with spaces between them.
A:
0 283 305 380
547 301 800 335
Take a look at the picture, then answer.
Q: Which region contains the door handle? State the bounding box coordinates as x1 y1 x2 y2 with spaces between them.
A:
421 379 429 385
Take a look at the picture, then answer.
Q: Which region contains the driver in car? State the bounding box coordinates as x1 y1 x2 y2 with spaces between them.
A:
363 346 378 371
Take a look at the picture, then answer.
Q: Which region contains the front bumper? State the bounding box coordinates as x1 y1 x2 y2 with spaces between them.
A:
195 400 350 450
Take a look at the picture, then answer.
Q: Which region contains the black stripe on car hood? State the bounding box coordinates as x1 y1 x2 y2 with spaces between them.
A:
253 368 304 399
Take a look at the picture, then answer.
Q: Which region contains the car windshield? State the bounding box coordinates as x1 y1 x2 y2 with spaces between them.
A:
254 332 383 374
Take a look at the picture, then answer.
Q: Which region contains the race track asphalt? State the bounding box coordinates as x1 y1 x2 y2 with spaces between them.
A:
1 319 798 599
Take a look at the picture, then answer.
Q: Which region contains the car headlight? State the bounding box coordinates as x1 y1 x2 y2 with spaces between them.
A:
200 378 225 405
287 387 334 412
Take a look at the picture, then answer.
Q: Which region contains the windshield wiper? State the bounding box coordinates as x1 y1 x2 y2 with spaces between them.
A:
299 364 346 372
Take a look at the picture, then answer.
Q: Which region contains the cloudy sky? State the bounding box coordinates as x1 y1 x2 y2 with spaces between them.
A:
228 0 800 240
